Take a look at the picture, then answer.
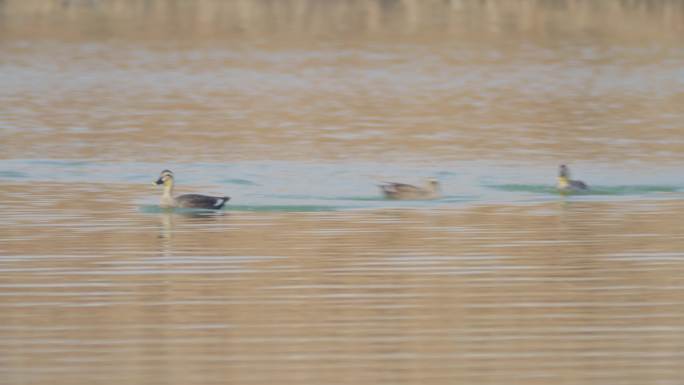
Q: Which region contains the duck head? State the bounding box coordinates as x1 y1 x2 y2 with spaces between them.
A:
155 169 175 186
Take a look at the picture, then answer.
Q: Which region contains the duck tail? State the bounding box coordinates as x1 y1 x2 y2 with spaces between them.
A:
215 196 230 208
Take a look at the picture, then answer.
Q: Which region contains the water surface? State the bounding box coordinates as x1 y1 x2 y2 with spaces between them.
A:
2 1 684 385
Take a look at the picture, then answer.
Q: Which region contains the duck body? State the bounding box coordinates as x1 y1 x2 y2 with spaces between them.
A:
161 193 230 209
557 165 589 192
379 179 440 200
156 170 230 210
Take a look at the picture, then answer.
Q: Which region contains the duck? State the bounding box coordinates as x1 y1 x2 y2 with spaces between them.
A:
557 164 589 192
154 170 230 209
379 179 440 200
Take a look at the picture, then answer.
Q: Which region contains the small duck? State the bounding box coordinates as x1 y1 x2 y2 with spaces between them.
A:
155 170 230 209
379 179 440 200
557 164 589 192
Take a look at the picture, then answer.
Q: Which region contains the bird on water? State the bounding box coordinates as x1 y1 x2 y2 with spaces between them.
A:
155 170 230 209
379 179 441 200
557 164 589 192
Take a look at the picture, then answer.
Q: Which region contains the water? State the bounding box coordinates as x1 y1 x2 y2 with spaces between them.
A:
2 1 684 384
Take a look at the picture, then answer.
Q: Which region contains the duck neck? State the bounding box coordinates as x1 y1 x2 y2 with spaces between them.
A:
160 180 175 206
557 176 569 188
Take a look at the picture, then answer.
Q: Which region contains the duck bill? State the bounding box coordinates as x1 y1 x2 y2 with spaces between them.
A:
155 178 164 185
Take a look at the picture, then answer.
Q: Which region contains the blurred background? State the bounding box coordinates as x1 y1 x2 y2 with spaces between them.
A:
2 1 684 384
2 0 684 163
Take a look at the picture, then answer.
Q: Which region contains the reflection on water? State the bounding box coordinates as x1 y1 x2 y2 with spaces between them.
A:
2 1 684 385
2 3 684 163
2 181 684 385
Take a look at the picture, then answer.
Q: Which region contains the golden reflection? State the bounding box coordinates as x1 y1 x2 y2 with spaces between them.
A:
3 1 684 384
1 1 684 163
2 182 684 384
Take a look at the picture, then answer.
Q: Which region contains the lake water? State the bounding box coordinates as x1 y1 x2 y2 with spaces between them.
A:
2 1 684 384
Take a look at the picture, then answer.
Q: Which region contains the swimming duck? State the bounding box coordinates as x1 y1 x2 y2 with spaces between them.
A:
379 179 440 200
557 164 589 192
155 170 230 209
